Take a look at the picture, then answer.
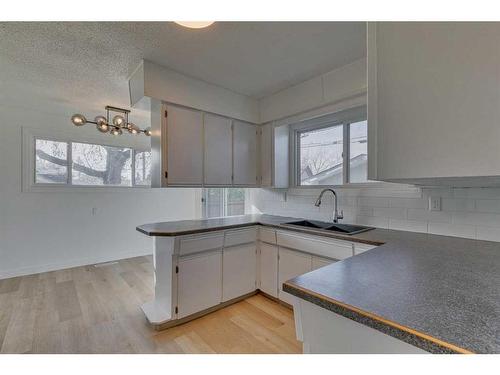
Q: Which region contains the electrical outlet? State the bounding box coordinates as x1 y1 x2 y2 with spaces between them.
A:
428 197 441 211
91 207 98 216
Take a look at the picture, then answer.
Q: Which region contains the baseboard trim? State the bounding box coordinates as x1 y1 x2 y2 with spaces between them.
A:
0 249 152 280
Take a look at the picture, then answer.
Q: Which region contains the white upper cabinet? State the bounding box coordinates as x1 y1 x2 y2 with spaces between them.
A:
368 22 500 186
204 113 233 185
233 120 258 186
150 102 260 188
260 123 272 187
165 105 204 186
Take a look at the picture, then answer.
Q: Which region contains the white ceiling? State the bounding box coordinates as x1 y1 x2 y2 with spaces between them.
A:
0 22 366 117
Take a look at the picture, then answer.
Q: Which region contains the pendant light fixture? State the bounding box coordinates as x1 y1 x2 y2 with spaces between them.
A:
71 106 151 136
174 21 214 29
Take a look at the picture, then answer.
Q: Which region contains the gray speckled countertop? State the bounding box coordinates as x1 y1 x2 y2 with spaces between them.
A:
137 214 500 354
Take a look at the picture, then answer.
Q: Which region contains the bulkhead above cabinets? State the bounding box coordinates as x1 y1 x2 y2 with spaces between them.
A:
150 100 270 188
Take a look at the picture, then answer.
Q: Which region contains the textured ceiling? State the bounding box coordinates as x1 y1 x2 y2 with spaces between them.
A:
0 22 366 118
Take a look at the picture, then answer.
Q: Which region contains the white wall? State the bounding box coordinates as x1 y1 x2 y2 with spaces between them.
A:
0 101 199 279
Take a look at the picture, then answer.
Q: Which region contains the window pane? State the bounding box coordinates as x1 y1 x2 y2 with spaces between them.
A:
299 125 343 185
35 139 68 184
349 120 368 183
226 188 245 216
71 143 132 186
135 151 152 186
205 188 223 218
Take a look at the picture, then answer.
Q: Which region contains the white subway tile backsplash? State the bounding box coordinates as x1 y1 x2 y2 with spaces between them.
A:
373 207 407 219
388 219 428 233
474 199 500 213
389 197 427 209
355 215 389 229
357 197 390 208
441 198 475 212
407 208 452 223
251 185 500 243
428 223 476 239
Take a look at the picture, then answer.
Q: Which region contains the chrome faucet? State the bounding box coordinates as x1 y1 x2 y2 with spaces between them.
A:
314 188 344 223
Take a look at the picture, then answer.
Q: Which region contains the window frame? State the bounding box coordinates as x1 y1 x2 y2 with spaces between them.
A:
23 127 152 192
291 106 370 188
201 188 246 218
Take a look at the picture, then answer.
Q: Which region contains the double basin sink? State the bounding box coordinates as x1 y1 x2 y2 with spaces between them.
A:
282 220 374 235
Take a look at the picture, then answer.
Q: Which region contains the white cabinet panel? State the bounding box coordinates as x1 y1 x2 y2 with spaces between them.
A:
204 113 233 185
259 242 279 298
260 123 272 187
258 227 276 244
233 120 258 186
224 227 257 247
166 105 203 185
369 23 500 185
311 256 335 271
277 231 354 260
222 244 257 302
179 233 224 256
177 251 222 319
278 247 312 305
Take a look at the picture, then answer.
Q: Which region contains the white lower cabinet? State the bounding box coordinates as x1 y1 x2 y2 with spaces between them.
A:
222 243 257 302
177 250 222 319
278 247 313 305
259 242 279 298
311 256 335 270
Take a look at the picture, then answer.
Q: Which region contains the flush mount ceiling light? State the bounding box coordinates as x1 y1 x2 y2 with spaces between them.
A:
71 106 151 136
174 21 214 29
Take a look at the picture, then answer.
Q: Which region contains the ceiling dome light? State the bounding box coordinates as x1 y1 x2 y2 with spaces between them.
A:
71 114 87 126
175 21 214 29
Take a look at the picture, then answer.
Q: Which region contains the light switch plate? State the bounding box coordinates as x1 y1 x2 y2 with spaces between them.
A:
428 197 441 211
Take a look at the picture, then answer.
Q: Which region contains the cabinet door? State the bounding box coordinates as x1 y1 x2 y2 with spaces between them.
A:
177 251 222 319
278 247 312 305
259 242 278 298
311 256 335 271
233 120 258 186
204 113 233 185
166 105 203 185
260 123 272 187
222 243 257 301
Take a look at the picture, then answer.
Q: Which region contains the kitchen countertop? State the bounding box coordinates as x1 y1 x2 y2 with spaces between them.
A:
137 214 500 354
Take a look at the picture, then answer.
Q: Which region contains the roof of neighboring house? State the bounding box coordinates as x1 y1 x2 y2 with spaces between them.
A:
301 154 367 185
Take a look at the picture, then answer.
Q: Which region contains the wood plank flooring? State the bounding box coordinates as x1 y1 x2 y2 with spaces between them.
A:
0 256 301 354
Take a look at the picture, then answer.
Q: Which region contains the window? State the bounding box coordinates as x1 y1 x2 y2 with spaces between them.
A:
203 188 246 218
294 107 368 186
34 138 151 187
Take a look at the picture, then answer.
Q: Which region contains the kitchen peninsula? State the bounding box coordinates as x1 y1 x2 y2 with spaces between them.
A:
137 214 500 354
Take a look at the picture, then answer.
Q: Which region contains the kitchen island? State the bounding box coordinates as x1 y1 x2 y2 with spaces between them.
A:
137 214 500 354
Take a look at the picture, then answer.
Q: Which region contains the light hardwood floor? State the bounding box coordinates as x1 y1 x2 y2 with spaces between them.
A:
0 256 301 354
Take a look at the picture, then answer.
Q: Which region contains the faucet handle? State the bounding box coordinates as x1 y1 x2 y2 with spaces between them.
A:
338 210 344 221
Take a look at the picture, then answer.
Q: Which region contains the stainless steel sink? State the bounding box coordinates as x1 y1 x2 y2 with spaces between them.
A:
282 220 374 235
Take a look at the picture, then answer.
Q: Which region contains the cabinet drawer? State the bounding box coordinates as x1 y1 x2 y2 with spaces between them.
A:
277 231 353 260
179 233 224 256
258 227 276 244
224 227 257 247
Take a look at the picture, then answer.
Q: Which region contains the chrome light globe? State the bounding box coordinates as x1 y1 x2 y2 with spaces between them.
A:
96 123 109 133
110 127 123 136
112 115 125 127
71 114 87 126
127 123 139 134
144 127 152 136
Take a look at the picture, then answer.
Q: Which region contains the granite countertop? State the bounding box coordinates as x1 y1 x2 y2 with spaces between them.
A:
137 214 500 354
